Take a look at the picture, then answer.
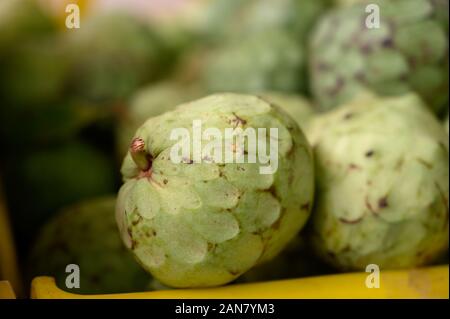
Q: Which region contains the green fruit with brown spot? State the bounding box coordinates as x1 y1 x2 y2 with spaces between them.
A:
309 0 449 114
308 93 449 270
116 93 315 288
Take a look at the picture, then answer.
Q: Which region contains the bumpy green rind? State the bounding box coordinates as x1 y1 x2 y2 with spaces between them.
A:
29 197 151 294
117 93 315 287
204 31 305 94
308 93 449 270
309 0 449 114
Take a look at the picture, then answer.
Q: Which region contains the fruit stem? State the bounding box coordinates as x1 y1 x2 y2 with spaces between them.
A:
130 138 152 171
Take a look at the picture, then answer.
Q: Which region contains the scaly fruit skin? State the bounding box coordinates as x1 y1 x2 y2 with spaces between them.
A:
116 82 200 159
66 13 166 104
205 31 305 94
259 92 316 131
116 93 314 288
308 93 449 270
309 0 449 114
30 197 151 294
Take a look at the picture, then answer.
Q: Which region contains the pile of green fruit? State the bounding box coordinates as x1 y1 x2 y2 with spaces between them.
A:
0 0 448 295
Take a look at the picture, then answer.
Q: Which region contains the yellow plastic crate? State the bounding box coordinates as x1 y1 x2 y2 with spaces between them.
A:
31 265 448 299
0 178 22 297
0 281 16 299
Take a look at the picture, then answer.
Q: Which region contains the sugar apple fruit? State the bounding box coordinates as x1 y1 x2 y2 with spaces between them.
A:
308 93 449 270
30 197 151 294
116 93 315 287
204 31 305 94
309 0 449 114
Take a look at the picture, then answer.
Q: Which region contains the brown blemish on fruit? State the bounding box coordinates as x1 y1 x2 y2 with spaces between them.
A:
228 269 240 276
207 242 216 252
416 158 433 169
230 113 247 128
301 202 310 211
131 215 143 226
434 182 449 228
354 71 367 83
328 77 345 97
365 150 374 157
271 218 282 231
378 196 389 209
131 239 137 250
343 112 354 120
365 196 376 215
339 216 363 224
348 163 361 170
268 186 278 199
182 157 194 164
395 157 405 170
163 179 168 185
381 37 393 48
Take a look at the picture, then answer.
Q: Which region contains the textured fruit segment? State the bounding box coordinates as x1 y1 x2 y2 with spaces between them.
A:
308 93 449 270
117 93 314 287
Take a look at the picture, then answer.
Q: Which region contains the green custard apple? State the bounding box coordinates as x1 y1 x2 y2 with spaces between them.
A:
204 31 305 94
4 142 116 248
203 0 330 44
308 93 449 270
0 37 69 106
116 93 315 288
29 197 151 294
309 0 449 114
65 13 167 104
116 82 201 159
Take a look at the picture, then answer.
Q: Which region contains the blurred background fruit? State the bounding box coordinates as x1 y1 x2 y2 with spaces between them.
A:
3 142 117 252
115 82 201 159
203 0 330 45
204 31 305 94
64 13 170 106
0 0 55 53
309 0 449 114
307 93 449 270
259 92 316 132
29 197 151 294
